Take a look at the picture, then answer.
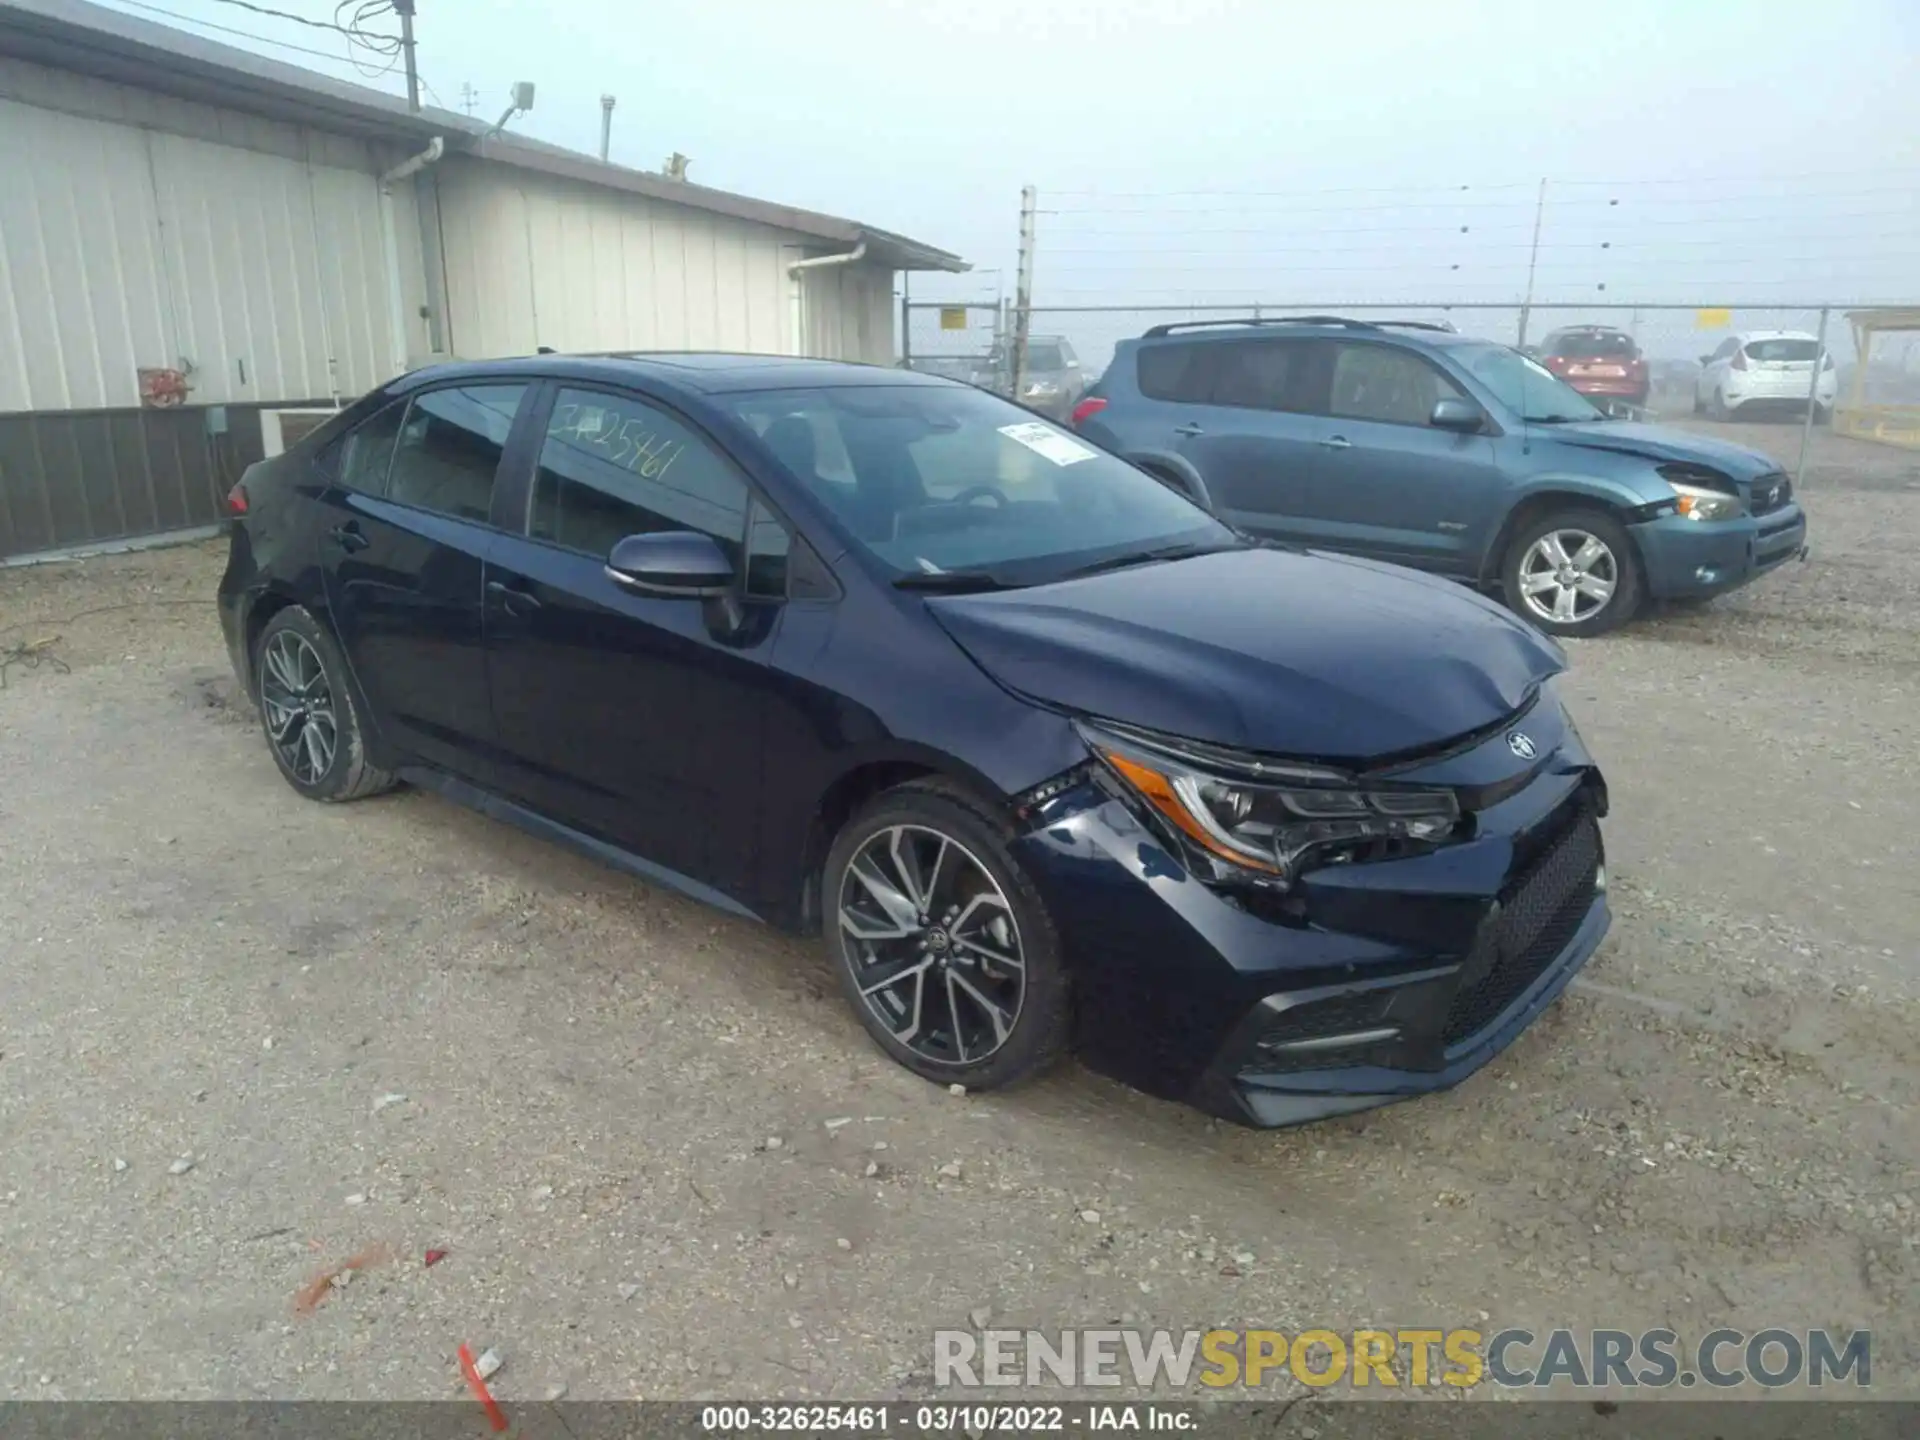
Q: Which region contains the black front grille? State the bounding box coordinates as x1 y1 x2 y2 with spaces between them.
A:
1242 992 1392 1074
1749 471 1792 515
1441 805 1600 1047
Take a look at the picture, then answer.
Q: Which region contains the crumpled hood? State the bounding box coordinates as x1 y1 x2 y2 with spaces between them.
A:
1541 421 1780 479
926 548 1564 762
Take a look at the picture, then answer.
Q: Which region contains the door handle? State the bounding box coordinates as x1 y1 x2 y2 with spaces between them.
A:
1320 435 1353 450
1173 422 1205 437
328 522 369 553
486 579 543 616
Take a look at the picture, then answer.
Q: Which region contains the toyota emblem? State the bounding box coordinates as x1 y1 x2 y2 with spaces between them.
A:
1507 731 1538 760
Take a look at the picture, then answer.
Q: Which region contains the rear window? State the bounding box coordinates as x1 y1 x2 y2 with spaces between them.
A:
1744 338 1820 363
1549 331 1638 360
1136 341 1214 403
1026 343 1066 370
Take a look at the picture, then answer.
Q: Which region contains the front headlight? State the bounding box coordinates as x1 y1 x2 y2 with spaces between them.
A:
1658 466 1743 522
1668 481 1743 521
1080 722 1461 887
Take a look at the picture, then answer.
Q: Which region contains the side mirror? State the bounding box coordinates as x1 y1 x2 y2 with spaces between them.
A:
1429 398 1485 433
605 531 734 597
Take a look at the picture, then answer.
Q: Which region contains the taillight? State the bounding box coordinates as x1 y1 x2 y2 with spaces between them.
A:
1070 396 1108 428
1731 349 1748 371
226 482 249 515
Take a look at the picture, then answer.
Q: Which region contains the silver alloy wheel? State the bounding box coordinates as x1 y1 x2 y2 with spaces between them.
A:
1517 529 1619 626
259 630 338 785
838 824 1025 1066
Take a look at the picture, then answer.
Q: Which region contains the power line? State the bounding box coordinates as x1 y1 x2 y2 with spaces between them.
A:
1043 167 1920 201
105 0 362 64
206 0 357 34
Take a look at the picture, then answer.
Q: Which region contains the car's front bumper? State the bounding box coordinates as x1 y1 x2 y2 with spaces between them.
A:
1012 698 1610 1128
1630 503 1809 599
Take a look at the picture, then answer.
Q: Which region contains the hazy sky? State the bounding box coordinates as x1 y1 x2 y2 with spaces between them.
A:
94 0 1920 344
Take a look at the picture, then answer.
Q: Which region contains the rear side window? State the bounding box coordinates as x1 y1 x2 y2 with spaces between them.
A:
387 385 526 522
1328 344 1464 426
335 400 406 493
1211 340 1314 412
1744 338 1820 362
532 387 750 563
1136 342 1214 403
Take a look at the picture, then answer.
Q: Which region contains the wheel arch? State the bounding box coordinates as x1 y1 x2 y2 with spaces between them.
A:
1480 481 1651 588
1125 451 1214 511
794 750 1014 935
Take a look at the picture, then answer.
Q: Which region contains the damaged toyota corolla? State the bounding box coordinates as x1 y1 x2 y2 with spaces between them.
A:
218 354 1609 1128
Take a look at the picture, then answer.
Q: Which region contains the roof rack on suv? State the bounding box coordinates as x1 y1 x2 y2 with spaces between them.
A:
1141 315 1388 339
1139 315 1460 339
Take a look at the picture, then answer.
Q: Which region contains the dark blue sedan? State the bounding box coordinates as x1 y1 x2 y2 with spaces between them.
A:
217 353 1609 1128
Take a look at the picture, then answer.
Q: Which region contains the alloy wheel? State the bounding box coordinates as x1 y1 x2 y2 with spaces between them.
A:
838 824 1025 1066
259 630 338 785
1517 529 1619 626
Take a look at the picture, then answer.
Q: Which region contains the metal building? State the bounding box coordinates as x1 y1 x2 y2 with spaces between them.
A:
0 0 965 562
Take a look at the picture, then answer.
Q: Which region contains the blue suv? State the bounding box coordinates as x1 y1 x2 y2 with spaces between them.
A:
1074 317 1810 636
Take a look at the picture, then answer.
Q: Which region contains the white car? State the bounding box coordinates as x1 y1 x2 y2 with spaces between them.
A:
1694 330 1838 421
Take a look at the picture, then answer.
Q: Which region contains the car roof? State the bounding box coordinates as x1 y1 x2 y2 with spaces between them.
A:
1733 329 1819 341
1130 318 1483 348
391 352 956 398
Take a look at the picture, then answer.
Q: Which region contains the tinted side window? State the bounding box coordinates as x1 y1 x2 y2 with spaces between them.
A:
335 400 407 494
1136 341 1214 403
1211 340 1312 412
1327 344 1463 426
533 387 749 563
387 385 526 522
745 501 791 599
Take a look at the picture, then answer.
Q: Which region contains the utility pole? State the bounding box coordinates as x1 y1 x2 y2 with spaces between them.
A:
599 95 616 162
459 82 478 116
1011 184 1036 403
392 0 420 113
1516 176 1546 348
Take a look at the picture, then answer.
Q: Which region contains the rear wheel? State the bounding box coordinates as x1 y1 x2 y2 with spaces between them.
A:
824 780 1070 1092
254 606 395 802
1709 387 1737 422
1501 508 1642 638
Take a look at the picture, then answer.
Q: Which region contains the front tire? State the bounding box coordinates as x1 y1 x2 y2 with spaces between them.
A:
254 606 396 802
1501 508 1642 638
824 780 1070 1092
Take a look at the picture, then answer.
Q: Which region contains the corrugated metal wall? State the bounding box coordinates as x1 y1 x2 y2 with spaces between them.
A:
0 60 427 413
434 157 897 365
0 60 431 556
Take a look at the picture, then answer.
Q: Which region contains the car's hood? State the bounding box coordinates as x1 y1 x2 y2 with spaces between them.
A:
1540 420 1780 479
925 549 1563 762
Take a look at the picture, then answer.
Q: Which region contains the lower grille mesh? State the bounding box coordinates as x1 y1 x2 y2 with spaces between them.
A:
1442 805 1600 1047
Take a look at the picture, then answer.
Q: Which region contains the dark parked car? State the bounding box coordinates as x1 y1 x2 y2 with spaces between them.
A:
1535 325 1649 411
219 353 1609 1129
974 335 1088 420
1073 317 1809 637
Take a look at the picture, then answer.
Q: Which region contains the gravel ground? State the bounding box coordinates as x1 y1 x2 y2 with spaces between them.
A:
0 420 1915 1405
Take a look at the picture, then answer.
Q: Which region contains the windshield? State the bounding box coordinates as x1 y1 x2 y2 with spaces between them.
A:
1744 338 1820 363
723 384 1236 584
1549 331 1637 360
1452 343 1604 423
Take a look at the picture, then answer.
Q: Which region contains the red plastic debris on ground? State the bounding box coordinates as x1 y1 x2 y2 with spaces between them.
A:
292 1243 391 1315
458 1343 509 1432
424 1248 449 1267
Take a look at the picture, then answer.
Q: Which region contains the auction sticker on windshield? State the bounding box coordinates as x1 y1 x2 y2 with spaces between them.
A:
1000 421 1097 466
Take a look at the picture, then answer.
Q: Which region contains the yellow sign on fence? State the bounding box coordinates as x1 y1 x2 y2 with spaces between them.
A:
1695 307 1733 329
939 307 968 331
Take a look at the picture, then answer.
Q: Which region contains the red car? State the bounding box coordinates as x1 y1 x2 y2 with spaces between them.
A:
1535 327 1648 409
